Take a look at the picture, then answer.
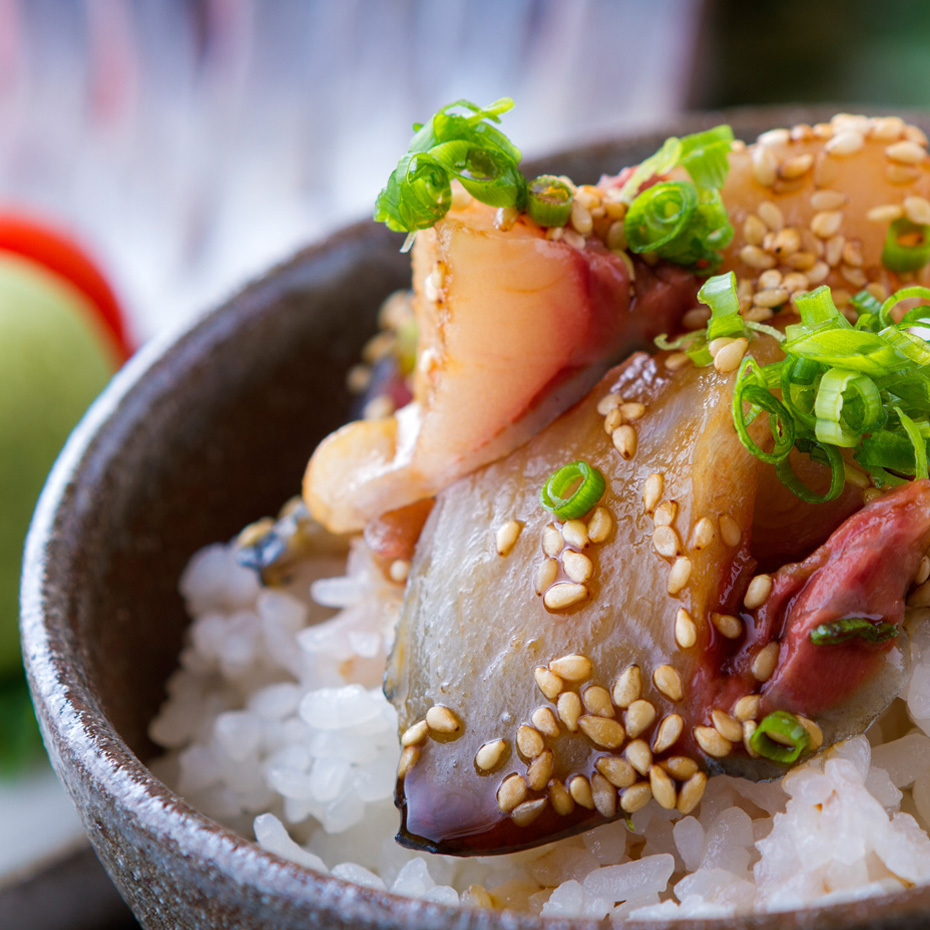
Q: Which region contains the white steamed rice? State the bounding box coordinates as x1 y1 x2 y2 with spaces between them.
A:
149 534 930 920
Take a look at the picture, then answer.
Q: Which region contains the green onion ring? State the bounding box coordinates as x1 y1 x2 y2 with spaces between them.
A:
896 406 930 480
882 218 930 275
624 181 698 254
879 284 930 327
775 442 845 504
526 175 574 227
540 460 606 520
809 617 899 646
732 358 795 464
749 711 811 764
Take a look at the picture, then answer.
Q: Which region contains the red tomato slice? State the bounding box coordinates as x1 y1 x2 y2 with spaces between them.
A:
0 213 131 362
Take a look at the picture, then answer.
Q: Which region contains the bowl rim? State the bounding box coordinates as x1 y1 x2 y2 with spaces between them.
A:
20 106 930 930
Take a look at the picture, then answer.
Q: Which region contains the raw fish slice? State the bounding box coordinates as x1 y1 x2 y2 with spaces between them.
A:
304 200 698 533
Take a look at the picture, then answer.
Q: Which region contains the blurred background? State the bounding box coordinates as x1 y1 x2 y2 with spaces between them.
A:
0 0 925 927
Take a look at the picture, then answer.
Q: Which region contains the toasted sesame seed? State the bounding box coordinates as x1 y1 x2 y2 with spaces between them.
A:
840 265 867 288
401 720 429 747
810 189 847 211
810 210 843 239
752 642 781 682
591 772 618 817
694 725 733 758
531 706 560 738
649 764 677 810
719 514 741 547
740 244 777 270
825 129 865 156
607 220 628 251
664 756 699 781
752 145 778 187
620 782 653 813
905 124 930 146
563 229 587 251
582 685 615 718
791 123 814 142
782 271 812 293
562 519 589 549
579 715 625 749
550 653 593 682
758 127 790 147
497 773 527 812
757 201 784 231
867 281 889 300
475 739 508 772
511 797 547 827
675 608 697 650
624 699 657 739
714 337 748 374
570 199 593 236
864 487 884 505
569 775 595 809
653 714 684 754
516 725 545 760
683 306 712 330
451 184 473 209
711 612 743 640
612 665 643 709
780 152 814 179
806 260 830 285
557 691 583 732
887 140 927 164
563 550 594 584
664 351 691 371
495 520 523 556
542 524 564 558
887 163 921 185
774 225 802 256
711 709 744 743
653 525 682 558
677 771 707 814
534 558 558 595
597 393 623 415
870 116 906 140
587 507 614 543
544 582 588 611
426 705 462 735
744 574 773 609
596 755 636 788
786 250 816 271
526 749 554 791
534 666 563 701
397 745 419 778
643 473 664 514
734 695 761 721
688 517 716 551
603 407 624 435
797 716 824 751
743 214 767 246
654 665 684 702
620 402 646 422
917 556 930 586
744 305 774 323
549 778 575 816
667 557 692 595
612 424 638 459
743 720 759 757
841 240 864 268
905 195 930 226
758 268 784 289
650 503 676 531
867 203 905 223
389 559 411 583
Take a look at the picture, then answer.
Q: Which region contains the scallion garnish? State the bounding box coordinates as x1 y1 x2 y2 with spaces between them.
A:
809 617 899 646
540 461 606 521
749 711 811 764
882 217 930 273
526 175 574 227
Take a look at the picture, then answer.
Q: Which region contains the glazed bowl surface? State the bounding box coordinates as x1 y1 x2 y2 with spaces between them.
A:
21 107 930 930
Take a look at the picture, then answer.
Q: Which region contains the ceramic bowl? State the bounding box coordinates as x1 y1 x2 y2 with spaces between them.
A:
21 108 930 929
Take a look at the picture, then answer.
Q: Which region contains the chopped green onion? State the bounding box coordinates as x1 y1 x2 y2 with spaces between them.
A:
700 271 744 341
732 358 795 464
526 175 574 227
879 284 930 327
896 406 929 479
810 617 899 646
775 441 845 503
749 711 811 764
540 461 606 520
624 181 697 254
882 218 930 274
813 369 883 448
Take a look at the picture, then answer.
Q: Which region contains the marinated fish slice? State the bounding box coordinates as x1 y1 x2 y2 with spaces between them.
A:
386 347 768 855
304 199 698 533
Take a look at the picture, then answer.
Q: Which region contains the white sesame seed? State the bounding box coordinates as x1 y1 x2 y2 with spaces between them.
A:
711 709 744 743
550 653 593 681
740 244 777 270
620 401 646 422
825 129 865 156
653 499 678 527
534 666 564 701
570 199 593 236
397 746 419 778
612 424 638 459
867 203 905 224
620 782 653 813
734 695 761 721
887 163 921 185
742 214 767 246
806 260 830 285
531 706 561 738
757 200 784 231
649 764 677 810
752 642 781 682
811 210 843 238
664 351 691 371
916 555 930 586
694 725 733 758
905 195 930 226
497 774 527 812
388 559 411 584
683 306 712 330
624 699 657 739
562 229 587 251
653 524 682 558
557 691 583 732
841 265 867 288
475 739 507 771
743 720 759 757
675 608 697 649
401 720 429 747
495 206 519 232
689 517 716 551
667 557 693 595
581 685 615 719
786 250 817 271
605 409 624 438
591 772 618 817
549 779 575 816
744 573 773 609
758 268 784 289
797 716 824 751
643 473 664 514
654 665 684 702
713 337 748 374
516 724 545 759
887 140 927 164
752 145 778 187
587 506 614 543
596 755 636 789
653 713 684 753
511 797 547 827
569 775 595 809
757 128 790 147
606 220 627 251
677 771 707 814
543 582 588 612
824 234 845 267
542 524 563 558
790 123 814 142
810 189 847 211
870 116 906 140
905 125 930 146
719 514 741 547
426 704 462 735
562 519 589 549
712 612 743 639
579 715 625 749
626 739 653 776
780 152 814 178
562 550 594 584
613 666 643 709
771 228 801 257
782 271 812 293
534 558 558 595
597 392 623 415
495 520 523 556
